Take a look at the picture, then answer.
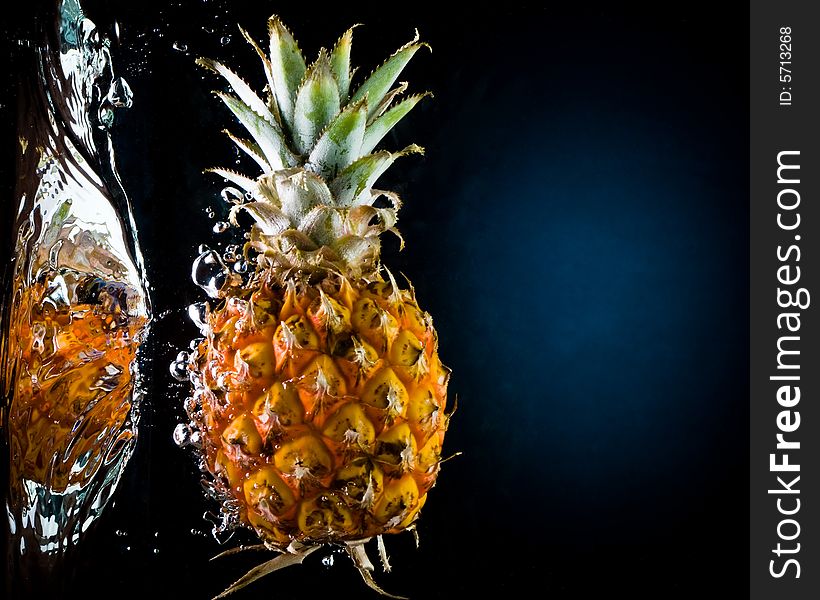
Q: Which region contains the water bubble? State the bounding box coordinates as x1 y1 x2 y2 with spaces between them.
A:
115 529 127 537
173 423 192 447
169 360 188 381
106 77 134 109
184 396 198 418
215 372 231 391
221 187 245 205
213 221 230 234
191 249 233 298
31 322 46 354
220 35 231 45
172 41 188 52
322 554 335 567
188 302 208 332
153 548 160 555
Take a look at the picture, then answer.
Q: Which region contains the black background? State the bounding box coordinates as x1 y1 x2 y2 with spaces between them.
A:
1 2 749 598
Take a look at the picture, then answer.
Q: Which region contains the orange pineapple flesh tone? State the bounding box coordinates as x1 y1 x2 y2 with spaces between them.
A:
196 273 448 545
7 273 145 491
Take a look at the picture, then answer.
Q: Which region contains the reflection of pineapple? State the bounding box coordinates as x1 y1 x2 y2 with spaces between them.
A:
7 274 144 493
188 15 450 595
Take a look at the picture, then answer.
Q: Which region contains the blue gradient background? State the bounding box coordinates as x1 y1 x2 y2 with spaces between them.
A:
0 3 749 598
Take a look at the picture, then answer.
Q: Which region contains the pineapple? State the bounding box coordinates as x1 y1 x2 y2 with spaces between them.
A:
184 15 451 596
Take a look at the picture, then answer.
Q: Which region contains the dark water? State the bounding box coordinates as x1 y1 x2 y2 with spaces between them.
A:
1 2 748 598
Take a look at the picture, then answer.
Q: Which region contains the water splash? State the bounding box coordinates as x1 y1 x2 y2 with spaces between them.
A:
0 0 150 585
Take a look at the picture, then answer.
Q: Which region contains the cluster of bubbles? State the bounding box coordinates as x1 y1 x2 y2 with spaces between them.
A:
168 179 266 541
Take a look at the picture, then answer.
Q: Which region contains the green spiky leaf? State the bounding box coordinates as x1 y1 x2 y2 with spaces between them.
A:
293 50 341 155
361 92 430 156
330 145 422 207
238 24 282 127
223 129 271 172
307 98 367 179
197 57 278 127
216 91 296 170
206 167 258 193
268 15 306 127
350 33 428 120
329 25 358 101
367 81 407 125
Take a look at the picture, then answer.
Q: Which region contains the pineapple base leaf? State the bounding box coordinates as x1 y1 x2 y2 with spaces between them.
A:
212 545 320 599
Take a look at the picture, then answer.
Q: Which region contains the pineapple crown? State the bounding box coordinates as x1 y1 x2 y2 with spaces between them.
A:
198 16 431 281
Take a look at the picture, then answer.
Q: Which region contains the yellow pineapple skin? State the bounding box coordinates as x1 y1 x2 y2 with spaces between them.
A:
194 272 448 546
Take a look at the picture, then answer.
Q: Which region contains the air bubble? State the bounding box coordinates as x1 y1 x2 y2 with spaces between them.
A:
220 35 231 45
322 554 334 567
172 41 188 52
191 249 235 298
173 423 192 447
183 396 198 418
221 187 245 205
169 360 188 381
188 302 208 332
213 221 229 234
